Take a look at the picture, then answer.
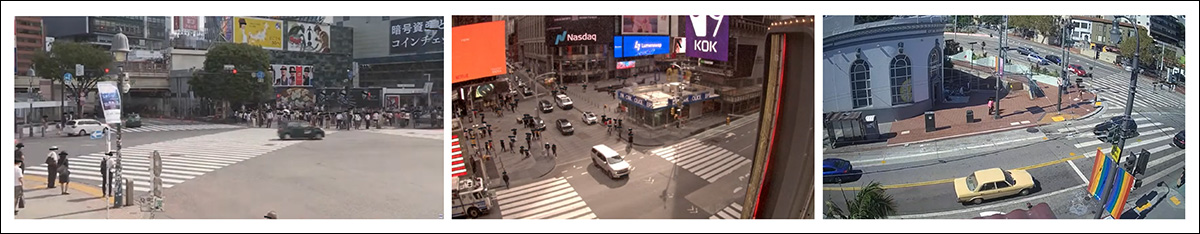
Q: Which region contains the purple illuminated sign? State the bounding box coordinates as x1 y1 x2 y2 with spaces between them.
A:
685 15 729 61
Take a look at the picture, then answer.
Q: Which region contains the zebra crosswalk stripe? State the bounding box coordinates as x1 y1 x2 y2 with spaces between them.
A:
652 139 751 183
22 128 306 192
123 124 244 133
495 178 597 219
710 202 744 219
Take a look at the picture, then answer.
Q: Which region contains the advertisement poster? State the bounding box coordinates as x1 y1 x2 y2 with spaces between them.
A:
685 15 729 61
621 16 670 35
286 21 331 53
386 95 402 110
390 17 445 55
614 36 670 58
545 16 614 46
275 87 315 110
451 20 507 83
174 16 199 31
271 64 314 87
617 61 636 70
232 17 284 50
96 81 122 124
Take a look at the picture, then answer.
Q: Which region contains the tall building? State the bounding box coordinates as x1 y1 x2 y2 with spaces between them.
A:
687 16 781 114
1149 15 1183 47
15 17 44 76
336 16 444 90
43 16 169 50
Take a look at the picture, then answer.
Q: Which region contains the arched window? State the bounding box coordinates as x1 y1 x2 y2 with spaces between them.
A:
929 44 943 100
891 43 913 105
850 50 872 109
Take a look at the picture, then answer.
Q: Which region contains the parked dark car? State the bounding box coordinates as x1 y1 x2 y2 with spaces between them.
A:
1044 55 1061 64
539 100 554 113
522 87 534 97
1172 130 1184 149
823 158 854 183
556 119 574 135
1093 116 1138 142
278 121 325 140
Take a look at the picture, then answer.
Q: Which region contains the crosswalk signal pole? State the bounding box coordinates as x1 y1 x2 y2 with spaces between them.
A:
995 16 1007 120
1094 16 1141 219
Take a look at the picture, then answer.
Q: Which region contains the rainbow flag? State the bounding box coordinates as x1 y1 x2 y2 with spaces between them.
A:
1104 167 1136 219
1087 149 1115 200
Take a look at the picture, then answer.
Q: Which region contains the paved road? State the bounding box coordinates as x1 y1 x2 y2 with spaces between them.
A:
21 127 443 219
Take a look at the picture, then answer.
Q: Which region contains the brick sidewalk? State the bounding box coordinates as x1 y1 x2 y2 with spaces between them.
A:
15 175 142 219
886 78 1098 146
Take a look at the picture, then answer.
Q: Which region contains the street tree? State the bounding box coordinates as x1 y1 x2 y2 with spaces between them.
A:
978 15 1004 26
952 15 975 30
189 43 272 118
824 182 897 219
30 41 115 114
1009 15 1059 44
1116 26 1160 68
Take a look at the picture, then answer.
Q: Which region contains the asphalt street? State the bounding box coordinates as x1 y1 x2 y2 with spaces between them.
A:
823 32 1187 219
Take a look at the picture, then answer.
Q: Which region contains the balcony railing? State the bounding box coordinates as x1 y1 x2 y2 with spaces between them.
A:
123 61 170 73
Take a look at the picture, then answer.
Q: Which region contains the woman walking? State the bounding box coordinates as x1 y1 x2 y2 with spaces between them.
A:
56 151 71 195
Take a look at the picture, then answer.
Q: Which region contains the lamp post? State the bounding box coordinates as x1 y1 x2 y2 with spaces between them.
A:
995 16 1007 120
530 72 557 118
110 32 132 207
1093 15 1141 219
425 73 433 127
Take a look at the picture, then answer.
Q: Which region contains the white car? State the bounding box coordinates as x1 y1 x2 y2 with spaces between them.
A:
591 145 631 179
581 112 598 125
64 119 111 137
555 94 574 110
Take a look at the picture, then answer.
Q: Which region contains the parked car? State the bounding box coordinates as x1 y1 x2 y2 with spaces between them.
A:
1067 64 1090 77
822 158 854 183
278 121 325 140
954 168 1036 204
539 100 554 113
64 119 111 137
1093 116 1139 142
1044 55 1061 64
556 119 574 135
1172 130 1185 149
581 112 598 125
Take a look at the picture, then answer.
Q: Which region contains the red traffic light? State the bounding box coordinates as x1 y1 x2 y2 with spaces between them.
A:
232 69 238 74
104 68 110 73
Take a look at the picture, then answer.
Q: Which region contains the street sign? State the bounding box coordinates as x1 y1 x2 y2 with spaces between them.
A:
90 130 104 139
63 73 73 82
256 70 265 82
75 64 84 78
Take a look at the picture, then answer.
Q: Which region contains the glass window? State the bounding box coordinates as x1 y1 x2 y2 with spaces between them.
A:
890 54 913 105
382 16 390 21
929 45 942 99
850 59 871 108
980 182 996 191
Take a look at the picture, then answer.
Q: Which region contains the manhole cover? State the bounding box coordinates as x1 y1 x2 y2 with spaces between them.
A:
1026 127 1040 133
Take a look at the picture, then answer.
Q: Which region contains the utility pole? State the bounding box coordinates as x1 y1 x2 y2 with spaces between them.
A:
1094 16 1141 219
1058 19 1070 112
995 16 1007 120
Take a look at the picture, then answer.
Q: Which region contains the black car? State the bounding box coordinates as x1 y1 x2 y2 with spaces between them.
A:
523 87 534 96
1172 130 1184 149
556 119 574 135
1045 55 1062 64
539 100 554 113
1093 116 1139 142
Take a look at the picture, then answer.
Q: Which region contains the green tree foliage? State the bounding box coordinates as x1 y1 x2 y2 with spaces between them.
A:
978 15 1004 26
30 42 115 111
1115 26 1158 68
189 43 272 116
824 182 898 219
1009 15 1060 44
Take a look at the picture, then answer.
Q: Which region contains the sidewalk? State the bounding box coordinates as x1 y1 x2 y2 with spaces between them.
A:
15 175 142 219
885 75 1098 146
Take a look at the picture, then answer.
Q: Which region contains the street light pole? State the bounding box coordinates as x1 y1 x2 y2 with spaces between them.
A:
109 31 132 208
1094 15 1141 219
995 16 1007 120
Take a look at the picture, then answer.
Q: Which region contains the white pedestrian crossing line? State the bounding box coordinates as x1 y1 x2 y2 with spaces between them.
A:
363 129 444 141
692 114 760 140
651 138 751 183
495 178 597 219
709 202 744 219
24 128 309 192
1057 116 1150 133
1072 127 1175 148
1082 135 1176 157
123 124 244 133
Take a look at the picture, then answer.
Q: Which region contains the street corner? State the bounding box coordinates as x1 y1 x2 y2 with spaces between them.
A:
1041 113 1080 124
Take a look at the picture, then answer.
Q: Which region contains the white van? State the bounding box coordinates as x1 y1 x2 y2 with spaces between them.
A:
591 144 631 179
555 94 574 110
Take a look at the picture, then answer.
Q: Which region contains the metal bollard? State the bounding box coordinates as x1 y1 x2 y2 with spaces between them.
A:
125 179 134 207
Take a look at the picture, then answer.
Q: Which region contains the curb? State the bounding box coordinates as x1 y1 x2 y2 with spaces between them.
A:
886 122 1049 147
22 175 111 202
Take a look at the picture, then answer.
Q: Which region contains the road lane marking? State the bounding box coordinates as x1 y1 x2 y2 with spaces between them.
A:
1067 160 1089 184
891 184 1086 219
848 135 1046 166
827 153 1086 191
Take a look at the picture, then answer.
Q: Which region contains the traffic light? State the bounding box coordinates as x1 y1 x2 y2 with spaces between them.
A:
232 69 238 74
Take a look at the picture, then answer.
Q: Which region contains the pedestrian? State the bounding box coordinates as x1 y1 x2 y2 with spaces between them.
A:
500 139 508 153
45 146 59 189
544 142 551 157
487 127 494 138
40 115 48 137
56 151 71 195
15 160 24 215
502 171 510 189
479 113 486 123
336 112 344 130
15 142 24 172
552 144 557 157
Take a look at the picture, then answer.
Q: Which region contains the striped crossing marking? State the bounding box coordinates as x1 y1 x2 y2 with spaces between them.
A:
709 202 744 219
651 139 751 183
495 178 597 219
122 124 244 133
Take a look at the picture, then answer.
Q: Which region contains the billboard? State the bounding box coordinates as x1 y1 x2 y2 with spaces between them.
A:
275 87 316 110
232 17 284 50
621 16 670 35
674 37 686 54
174 16 200 31
285 21 331 53
390 17 445 55
271 64 315 87
614 36 670 58
545 16 615 46
617 61 636 70
685 15 729 61
96 81 122 124
452 21 507 84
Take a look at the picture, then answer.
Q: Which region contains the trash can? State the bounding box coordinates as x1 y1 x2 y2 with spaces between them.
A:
966 110 975 123
924 111 936 132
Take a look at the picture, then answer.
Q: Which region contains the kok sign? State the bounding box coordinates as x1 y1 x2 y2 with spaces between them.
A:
685 15 729 61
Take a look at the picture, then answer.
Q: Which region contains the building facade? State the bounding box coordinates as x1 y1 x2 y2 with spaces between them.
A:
15 17 44 76
823 15 946 123
1148 15 1183 47
336 16 443 110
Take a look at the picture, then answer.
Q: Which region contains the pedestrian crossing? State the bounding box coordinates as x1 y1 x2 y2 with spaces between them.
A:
709 202 744 219
1085 73 1185 111
1056 111 1182 157
24 128 308 192
691 113 760 140
363 129 444 141
650 138 751 183
122 124 244 133
495 178 597 219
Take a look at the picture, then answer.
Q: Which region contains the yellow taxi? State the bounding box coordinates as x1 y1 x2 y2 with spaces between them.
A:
954 168 1035 204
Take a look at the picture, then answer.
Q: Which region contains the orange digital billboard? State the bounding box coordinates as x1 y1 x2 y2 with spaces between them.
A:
452 20 507 84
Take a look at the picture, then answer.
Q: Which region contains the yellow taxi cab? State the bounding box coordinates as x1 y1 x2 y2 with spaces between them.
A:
954 168 1035 204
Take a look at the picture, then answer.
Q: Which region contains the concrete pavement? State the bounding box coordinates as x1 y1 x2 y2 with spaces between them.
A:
15 175 142 219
